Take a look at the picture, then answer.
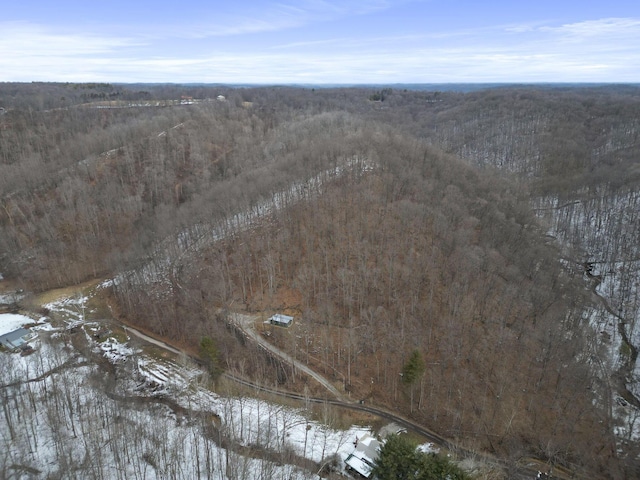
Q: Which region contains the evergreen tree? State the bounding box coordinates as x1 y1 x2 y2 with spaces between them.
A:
402 350 425 385
372 434 469 480
416 452 468 480
371 434 420 480
199 336 223 380
402 350 425 411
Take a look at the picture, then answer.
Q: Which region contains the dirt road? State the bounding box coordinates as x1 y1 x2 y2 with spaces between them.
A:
230 312 347 401
123 324 183 356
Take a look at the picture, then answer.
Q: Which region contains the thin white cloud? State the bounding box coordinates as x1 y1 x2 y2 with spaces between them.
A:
542 17 640 38
270 31 471 51
153 0 411 39
0 22 140 57
170 12 307 39
270 38 346 49
276 0 400 17
104 43 636 83
505 25 535 34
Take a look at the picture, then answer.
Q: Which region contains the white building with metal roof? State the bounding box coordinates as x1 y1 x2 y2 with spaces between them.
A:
269 313 294 327
344 433 381 478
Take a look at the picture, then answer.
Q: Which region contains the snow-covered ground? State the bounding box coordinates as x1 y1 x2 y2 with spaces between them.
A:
535 190 640 445
0 289 25 307
0 313 34 336
1 292 386 479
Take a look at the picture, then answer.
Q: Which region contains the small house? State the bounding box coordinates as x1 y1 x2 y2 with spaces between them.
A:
0 328 37 351
269 314 293 327
344 433 381 479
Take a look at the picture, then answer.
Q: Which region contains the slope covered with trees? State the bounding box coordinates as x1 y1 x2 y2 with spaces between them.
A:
2 83 640 478
122 125 608 474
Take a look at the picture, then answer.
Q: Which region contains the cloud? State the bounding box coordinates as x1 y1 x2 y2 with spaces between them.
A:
0 22 144 82
274 0 400 17
1 13 639 83
0 22 140 57
542 17 640 38
154 0 410 39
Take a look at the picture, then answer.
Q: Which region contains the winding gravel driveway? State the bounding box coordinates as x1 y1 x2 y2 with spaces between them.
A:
230 312 346 401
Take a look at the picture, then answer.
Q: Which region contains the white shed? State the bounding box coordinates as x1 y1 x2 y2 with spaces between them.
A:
269 314 293 327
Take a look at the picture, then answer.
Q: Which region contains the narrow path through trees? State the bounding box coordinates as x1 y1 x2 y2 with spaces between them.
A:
230 312 346 401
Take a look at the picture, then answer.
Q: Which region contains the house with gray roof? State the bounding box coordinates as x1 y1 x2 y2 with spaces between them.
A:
344 433 382 478
0 328 37 351
269 313 294 327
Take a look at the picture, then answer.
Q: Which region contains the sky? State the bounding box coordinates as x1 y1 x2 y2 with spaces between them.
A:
1 0 639 84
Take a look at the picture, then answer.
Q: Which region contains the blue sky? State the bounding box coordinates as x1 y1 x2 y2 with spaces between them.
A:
1 0 639 83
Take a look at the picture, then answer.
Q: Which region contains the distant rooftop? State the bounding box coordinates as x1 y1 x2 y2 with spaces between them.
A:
269 314 294 326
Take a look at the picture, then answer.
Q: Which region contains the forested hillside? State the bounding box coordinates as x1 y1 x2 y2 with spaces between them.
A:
2 83 639 478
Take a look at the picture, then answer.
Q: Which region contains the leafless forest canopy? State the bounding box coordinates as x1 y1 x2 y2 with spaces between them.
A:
2 83 640 478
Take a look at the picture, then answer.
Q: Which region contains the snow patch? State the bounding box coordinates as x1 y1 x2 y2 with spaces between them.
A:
418 442 439 454
98 279 114 289
0 313 34 336
99 336 137 363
